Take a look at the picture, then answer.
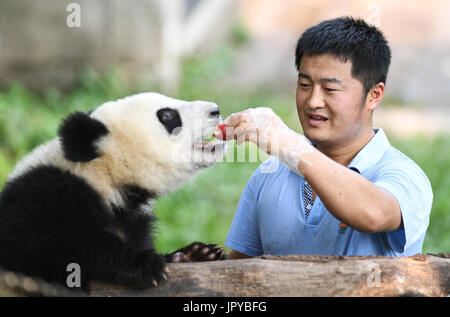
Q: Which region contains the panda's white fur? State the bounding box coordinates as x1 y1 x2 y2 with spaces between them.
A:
10 92 225 208
0 92 227 290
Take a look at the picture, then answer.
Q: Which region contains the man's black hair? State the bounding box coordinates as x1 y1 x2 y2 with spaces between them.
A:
295 16 391 97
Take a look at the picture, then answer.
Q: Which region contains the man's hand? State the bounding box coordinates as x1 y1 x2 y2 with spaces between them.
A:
224 107 314 174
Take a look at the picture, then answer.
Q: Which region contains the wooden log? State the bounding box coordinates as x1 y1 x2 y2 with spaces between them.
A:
89 254 450 297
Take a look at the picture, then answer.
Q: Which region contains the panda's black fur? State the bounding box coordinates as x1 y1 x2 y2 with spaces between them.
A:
0 94 226 291
58 112 109 162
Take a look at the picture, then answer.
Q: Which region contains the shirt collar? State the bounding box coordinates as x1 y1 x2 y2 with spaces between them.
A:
347 128 390 174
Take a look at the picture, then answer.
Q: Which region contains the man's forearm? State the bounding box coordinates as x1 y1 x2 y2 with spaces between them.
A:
223 107 402 233
297 149 402 233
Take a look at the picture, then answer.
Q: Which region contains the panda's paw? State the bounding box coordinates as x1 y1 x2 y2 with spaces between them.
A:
166 242 226 263
137 250 169 288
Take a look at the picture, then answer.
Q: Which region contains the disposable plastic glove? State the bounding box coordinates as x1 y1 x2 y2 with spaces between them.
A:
224 107 314 174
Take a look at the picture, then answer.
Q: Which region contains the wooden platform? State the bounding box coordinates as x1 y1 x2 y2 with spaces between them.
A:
89 254 450 297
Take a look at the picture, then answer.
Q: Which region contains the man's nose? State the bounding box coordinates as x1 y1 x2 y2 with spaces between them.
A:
306 86 326 109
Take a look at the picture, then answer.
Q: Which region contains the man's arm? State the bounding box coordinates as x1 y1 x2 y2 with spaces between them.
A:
298 149 402 233
225 108 402 234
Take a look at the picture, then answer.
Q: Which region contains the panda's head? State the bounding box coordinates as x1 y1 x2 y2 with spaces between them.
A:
57 92 226 203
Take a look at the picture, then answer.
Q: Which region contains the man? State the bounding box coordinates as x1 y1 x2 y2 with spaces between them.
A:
223 17 433 258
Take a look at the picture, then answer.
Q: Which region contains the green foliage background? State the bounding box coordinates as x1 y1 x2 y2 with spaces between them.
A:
0 46 448 255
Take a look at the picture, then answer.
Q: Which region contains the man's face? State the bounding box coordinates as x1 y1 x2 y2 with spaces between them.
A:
296 54 371 149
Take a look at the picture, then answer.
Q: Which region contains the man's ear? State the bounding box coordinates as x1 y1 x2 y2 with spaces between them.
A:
58 111 109 162
366 82 385 112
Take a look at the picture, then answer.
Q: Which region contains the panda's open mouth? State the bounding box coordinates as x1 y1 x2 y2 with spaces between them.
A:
193 133 224 153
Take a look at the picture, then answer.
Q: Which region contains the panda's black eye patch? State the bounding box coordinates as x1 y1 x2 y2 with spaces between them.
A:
156 108 182 134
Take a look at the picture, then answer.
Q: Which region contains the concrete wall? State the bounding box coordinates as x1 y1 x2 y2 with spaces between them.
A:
0 0 236 93
0 0 162 91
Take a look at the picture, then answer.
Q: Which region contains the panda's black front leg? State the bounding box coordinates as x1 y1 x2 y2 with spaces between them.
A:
113 248 169 289
79 232 168 289
164 242 227 263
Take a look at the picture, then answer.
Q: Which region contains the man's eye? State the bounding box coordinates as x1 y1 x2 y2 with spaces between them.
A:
299 83 310 88
325 88 338 92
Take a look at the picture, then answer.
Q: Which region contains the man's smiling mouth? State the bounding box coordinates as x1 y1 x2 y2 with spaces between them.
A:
306 113 328 127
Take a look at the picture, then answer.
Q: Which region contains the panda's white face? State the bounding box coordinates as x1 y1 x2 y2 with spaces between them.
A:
87 92 226 200
9 92 226 207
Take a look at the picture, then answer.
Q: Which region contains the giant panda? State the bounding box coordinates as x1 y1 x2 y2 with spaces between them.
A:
0 92 227 291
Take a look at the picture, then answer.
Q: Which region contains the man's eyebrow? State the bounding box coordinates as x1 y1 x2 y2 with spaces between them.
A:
298 72 312 80
298 72 343 85
320 77 343 85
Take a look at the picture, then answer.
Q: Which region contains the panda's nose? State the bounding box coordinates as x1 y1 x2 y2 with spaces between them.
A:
209 107 220 118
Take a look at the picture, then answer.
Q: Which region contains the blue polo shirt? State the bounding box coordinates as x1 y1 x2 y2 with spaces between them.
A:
225 128 433 256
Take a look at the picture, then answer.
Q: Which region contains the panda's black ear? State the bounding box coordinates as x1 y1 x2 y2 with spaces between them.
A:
58 112 109 163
